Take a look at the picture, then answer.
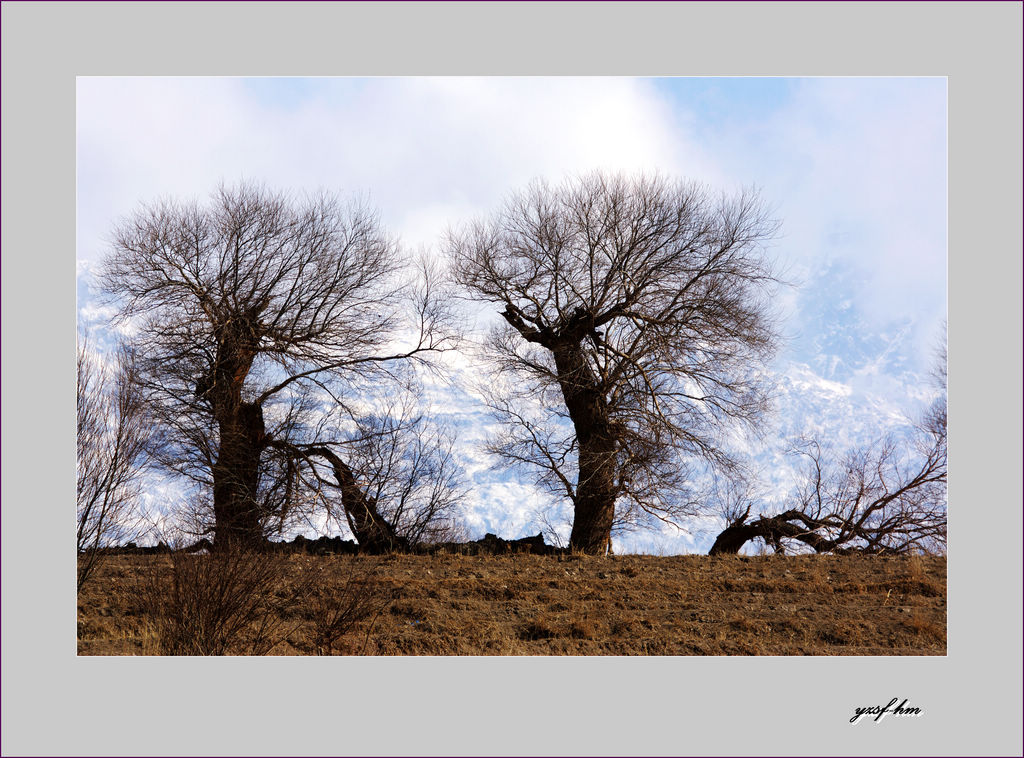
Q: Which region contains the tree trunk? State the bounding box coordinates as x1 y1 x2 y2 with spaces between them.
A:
304 445 410 553
552 342 617 555
708 522 760 555
568 432 617 553
204 331 266 550
212 401 266 549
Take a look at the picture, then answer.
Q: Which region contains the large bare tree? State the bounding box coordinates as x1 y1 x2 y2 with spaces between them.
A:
449 172 781 553
101 184 455 550
77 334 149 588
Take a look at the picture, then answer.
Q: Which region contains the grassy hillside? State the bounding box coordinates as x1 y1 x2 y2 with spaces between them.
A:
77 552 945 656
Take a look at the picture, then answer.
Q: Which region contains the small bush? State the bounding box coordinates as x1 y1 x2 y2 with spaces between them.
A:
138 548 294 655
134 549 391 655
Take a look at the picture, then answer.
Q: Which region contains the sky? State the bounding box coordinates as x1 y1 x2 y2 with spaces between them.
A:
76 76 947 552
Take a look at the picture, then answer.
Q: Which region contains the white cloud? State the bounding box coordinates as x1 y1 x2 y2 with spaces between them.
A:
693 78 947 360
78 76 946 355
77 76 697 258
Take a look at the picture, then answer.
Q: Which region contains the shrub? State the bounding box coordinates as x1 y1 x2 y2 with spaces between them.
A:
139 548 293 655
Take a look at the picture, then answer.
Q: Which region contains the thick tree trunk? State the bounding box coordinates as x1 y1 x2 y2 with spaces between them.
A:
501 308 620 555
212 401 266 549
569 433 618 553
708 522 761 555
552 342 617 555
204 330 267 550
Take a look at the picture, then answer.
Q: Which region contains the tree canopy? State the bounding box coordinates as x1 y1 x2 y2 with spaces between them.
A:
101 183 456 548
449 172 782 552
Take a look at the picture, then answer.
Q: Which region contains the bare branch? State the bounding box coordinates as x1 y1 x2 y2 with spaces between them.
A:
77 333 151 588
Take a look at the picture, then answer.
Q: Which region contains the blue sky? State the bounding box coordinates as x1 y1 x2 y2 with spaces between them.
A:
654 76 798 131
76 77 947 551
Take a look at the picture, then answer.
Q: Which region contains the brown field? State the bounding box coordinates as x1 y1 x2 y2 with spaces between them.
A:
77 552 946 656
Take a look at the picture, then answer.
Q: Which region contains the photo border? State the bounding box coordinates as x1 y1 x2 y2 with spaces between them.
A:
2 2 1021 756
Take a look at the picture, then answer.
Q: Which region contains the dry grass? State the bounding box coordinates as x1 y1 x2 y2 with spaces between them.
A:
78 552 946 656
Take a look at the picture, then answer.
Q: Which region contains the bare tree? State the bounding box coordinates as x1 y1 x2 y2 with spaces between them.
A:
710 342 947 556
101 184 455 550
449 172 781 553
77 334 149 588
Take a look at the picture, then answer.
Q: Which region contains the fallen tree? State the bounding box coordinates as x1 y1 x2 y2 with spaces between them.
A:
710 406 946 556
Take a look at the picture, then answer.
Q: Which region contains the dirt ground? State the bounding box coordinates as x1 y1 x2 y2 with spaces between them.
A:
77 552 946 656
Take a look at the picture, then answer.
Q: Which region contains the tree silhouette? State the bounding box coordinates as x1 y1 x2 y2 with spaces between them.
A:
450 172 781 553
102 184 455 549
